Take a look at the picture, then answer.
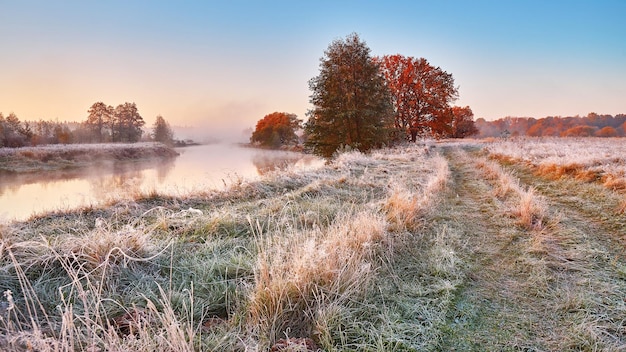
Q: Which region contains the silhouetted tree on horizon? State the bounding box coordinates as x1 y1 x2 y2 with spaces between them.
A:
85 102 114 143
475 113 626 138
112 102 145 142
151 115 175 146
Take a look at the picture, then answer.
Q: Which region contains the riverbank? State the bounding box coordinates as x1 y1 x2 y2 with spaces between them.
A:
1 140 625 350
0 142 179 173
0 144 454 350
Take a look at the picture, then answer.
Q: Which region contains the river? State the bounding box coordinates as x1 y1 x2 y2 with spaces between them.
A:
0 144 324 222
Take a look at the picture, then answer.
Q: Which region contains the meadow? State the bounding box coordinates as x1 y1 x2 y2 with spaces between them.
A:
1 138 625 351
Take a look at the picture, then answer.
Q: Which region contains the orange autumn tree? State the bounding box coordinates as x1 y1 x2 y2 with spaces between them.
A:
450 106 478 138
376 54 458 141
250 112 301 148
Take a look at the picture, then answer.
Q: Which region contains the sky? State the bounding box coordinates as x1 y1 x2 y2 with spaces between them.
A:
1 0 625 141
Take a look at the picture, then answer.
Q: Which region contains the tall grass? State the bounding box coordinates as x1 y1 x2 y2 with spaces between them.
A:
1 143 452 350
485 137 626 195
474 151 547 231
248 210 387 348
0 224 198 351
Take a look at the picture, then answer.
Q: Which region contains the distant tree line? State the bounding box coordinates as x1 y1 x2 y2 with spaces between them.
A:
0 102 175 148
475 113 626 138
250 33 478 157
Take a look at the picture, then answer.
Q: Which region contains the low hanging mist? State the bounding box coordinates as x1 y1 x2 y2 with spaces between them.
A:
0 144 323 222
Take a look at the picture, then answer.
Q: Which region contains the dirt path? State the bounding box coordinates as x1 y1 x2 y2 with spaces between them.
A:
436 146 626 351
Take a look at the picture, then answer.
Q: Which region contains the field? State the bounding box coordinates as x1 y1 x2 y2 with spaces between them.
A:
1 138 625 351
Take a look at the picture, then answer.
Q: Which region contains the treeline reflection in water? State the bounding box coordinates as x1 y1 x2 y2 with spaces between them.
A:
0 144 323 222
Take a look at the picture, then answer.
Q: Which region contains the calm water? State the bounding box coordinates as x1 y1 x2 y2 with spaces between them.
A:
0 144 323 222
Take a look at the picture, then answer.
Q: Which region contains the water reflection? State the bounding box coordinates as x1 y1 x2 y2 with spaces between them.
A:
0 144 322 222
251 150 321 175
87 158 176 201
0 158 175 198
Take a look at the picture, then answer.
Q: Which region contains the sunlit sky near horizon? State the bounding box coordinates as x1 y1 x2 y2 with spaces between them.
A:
1 0 625 141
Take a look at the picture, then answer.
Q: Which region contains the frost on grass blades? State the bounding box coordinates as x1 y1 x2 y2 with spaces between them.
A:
0 144 452 351
485 137 626 190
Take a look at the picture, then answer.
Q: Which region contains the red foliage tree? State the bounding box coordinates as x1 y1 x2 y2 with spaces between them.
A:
251 112 301 148
560 125 597 137
595 126 619 137
376 55 458 141
450 106 478 138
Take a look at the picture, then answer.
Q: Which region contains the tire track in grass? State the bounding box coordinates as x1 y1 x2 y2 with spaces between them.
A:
487 151 626 350
437 146 552 351
437 146 626 351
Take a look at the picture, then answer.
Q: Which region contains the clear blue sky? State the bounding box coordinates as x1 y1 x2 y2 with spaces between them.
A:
1 0 624 140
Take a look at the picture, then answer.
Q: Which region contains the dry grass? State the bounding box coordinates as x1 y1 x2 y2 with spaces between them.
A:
486 137 626 195
603 173 626 191
618 198 626 214
0 227 198 352
383 185 420 232
439 145 626 350
473 151 547 231
516 187 547 231
476 158 519 198
1 143 453 350
248 210 387 347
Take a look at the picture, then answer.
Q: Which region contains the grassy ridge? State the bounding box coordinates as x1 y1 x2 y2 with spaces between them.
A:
0 144 457 351
0 142 179 173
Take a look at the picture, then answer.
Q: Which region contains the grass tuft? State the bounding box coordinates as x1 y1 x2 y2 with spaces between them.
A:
248 210 387 347
383 186 420 232
516 187 547 231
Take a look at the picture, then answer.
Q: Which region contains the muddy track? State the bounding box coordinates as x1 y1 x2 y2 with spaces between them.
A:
436 146 626 351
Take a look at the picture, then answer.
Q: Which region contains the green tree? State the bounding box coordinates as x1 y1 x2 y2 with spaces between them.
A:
151 115 175 145
305 33 394 158
85 102 114 143
112 102 145 142
250 112 301 148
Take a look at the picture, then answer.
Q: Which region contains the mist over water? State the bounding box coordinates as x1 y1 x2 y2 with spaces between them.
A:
0 144 323 222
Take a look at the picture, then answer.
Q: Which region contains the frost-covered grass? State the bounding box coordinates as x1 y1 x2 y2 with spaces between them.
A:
474 153 547 231
0 142 174 157
0 142 179 173
485 137 626 190
0 144 453 351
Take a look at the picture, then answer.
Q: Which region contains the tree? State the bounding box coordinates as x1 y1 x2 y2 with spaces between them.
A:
560 125 596 137
0 113 5 147
53 124 73 144
450 106 478 138
305 33 394 158
112 102 145 142
376 54 458 141
151 115 175 145
595 126 619 137
250 112 301 148
85 102 114 143
1 112 30 147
